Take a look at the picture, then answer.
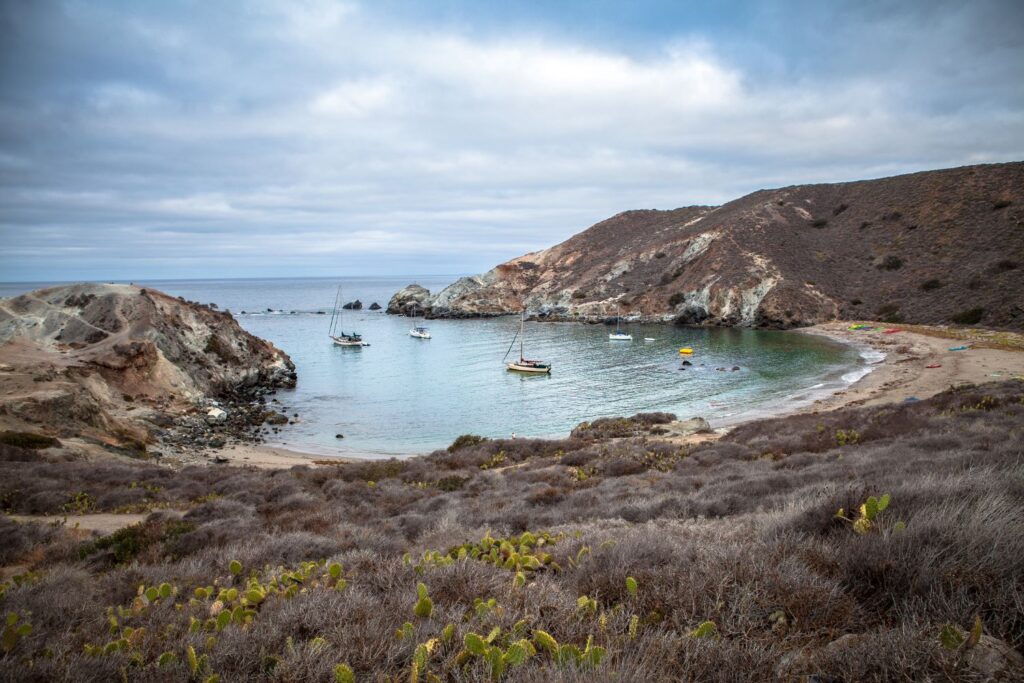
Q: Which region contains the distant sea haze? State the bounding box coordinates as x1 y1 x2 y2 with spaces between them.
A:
1 276 867 457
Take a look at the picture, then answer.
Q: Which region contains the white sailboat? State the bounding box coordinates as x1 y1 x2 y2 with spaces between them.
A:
609 309 632 341
328 285 369 347
409 325 431 339
505 310 551 374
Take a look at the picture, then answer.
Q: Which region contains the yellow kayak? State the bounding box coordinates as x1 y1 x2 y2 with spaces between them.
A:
678 348 693 355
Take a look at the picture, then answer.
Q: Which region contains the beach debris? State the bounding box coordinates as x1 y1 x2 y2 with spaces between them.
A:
948 345 970 351
883 328 902 334
925 364 942 369
848 324 874 330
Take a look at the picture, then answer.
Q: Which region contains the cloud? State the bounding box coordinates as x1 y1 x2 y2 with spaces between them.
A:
0 0 1022 281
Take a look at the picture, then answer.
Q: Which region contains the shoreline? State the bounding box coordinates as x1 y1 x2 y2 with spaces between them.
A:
223 321 1024 468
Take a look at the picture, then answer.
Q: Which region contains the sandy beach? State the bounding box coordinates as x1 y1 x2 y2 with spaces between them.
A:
796 321 1024 413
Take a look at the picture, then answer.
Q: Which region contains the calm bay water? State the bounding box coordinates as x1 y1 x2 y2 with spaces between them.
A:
1 277 868 457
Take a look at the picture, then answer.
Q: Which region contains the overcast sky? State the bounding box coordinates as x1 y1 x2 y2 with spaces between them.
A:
1 0 1022 282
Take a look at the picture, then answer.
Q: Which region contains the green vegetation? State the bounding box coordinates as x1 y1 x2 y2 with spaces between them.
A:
448 434 487 453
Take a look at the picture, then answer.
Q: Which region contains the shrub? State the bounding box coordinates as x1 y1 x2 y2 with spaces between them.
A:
832 203 849 216
993 199 1011 210
810 218 828 228
448 434 487 453
667 292 686 307
950 307 985 325
878 255 903 271
992 259 1018 272
920 278 943 291
654 252 667 259
571 291 586 299
0 432 60 449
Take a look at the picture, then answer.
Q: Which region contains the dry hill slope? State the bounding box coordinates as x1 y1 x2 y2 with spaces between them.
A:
390 162 1024 329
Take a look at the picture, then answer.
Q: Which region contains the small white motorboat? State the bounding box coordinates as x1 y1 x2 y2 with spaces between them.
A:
409 325 431 339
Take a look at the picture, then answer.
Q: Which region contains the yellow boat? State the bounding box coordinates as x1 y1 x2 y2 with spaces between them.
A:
678 347 693 355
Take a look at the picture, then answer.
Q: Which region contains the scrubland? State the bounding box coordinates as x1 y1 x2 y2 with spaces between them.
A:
2 381 1024 681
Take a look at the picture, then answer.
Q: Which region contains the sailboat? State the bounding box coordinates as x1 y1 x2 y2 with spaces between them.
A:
609 309 632 341
409 325 431 339
504 310 551 374
328 285 369 347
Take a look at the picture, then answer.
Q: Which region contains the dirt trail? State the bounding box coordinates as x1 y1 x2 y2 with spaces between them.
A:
7 513 147 535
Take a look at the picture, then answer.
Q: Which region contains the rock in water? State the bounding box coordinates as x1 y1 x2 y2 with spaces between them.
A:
368 302 381 310
387 284 432 316
342 300 362 310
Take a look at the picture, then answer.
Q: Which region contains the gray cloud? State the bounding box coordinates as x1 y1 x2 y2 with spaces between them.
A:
1 0 1022 281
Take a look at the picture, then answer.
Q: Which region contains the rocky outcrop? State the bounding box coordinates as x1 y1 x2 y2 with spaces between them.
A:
386 284 432 316
390 162 1024 329
0 284 296 455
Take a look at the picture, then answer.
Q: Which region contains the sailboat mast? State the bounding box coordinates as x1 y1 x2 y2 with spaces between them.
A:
328 285 341 337
520 310 525 360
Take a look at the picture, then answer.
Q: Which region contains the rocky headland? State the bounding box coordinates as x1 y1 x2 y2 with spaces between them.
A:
0 284 296 462
389 162 1024 329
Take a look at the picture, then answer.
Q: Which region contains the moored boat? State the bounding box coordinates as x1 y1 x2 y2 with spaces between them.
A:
505 310 551 374
328 285 370 347
409 325 431 339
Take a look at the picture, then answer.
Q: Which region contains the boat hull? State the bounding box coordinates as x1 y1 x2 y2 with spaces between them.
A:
609 334 632 341
409 330 431 339
332 336 369 347
506 362 551 374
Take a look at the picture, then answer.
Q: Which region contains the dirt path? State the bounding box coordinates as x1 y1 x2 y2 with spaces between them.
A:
7 513 147 535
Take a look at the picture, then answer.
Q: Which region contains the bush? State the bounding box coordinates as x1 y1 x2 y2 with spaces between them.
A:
920 278 943 291
878 255 904 271
810 218 828 228
668 292 686 307
993 199 1011 210
832 203 849 216
992 259 1018 272
950 307 985 325
0 432 60 449
447 434 487 453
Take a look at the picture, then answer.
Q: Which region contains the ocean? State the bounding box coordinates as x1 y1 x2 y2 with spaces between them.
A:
0 276 869 458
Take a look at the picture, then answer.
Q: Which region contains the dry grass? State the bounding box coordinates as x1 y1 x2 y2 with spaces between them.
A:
1 382 1023 680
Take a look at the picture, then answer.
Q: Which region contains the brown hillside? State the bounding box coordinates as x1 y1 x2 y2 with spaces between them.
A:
391 162 1024 328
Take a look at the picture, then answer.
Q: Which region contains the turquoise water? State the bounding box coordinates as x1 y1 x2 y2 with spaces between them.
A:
0 277 866 457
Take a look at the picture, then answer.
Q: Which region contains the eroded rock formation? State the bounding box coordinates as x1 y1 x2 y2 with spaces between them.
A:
0 284 295 454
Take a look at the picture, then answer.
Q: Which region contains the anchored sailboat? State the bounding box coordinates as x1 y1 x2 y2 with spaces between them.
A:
409 325 431 339
328 285 369 347
504 310 551 374
609 308 632 341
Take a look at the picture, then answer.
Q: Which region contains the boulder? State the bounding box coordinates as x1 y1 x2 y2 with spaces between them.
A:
205 407 227 424
387 284 432 316
368 302 381 311
341 300 362 310
661 417 713 437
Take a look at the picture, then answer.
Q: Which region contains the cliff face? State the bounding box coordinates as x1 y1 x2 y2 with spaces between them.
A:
0 284 295 451
392 162 1024 328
